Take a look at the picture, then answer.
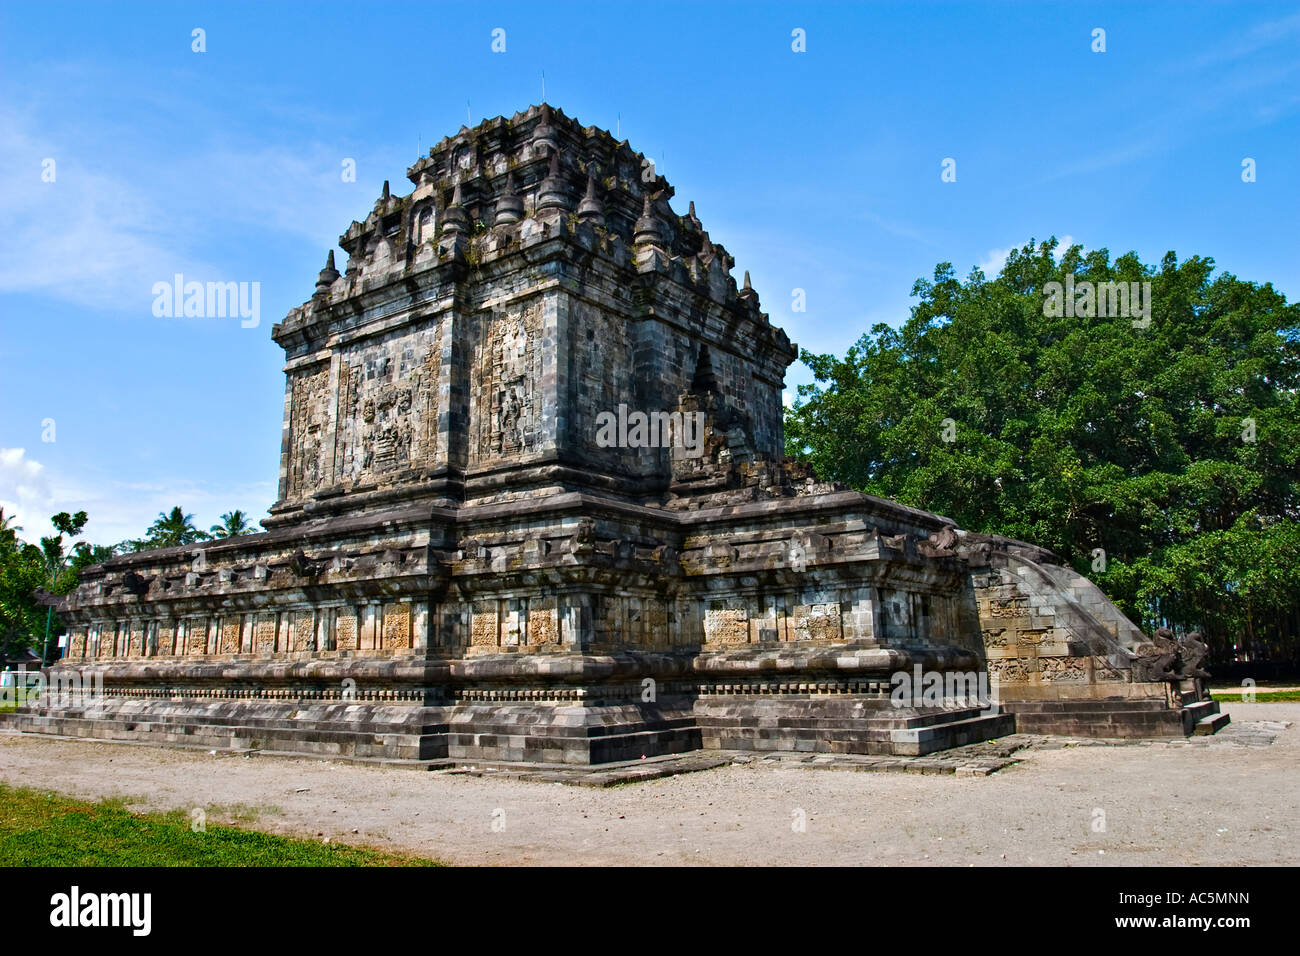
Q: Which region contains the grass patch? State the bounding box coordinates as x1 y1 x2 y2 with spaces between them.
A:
0 784 444 866
1210 690 1300 703
1 686 39 712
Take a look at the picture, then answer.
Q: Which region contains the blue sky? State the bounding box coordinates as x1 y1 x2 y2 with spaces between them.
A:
1 1 1297 547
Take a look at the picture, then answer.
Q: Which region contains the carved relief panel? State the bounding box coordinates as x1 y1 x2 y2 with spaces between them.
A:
286 364 331 499
332 325 443 487
470 302 544 466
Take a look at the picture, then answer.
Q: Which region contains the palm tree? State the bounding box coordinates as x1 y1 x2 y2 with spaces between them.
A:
210 510 255 539
0 508 20 549
143 507 209 549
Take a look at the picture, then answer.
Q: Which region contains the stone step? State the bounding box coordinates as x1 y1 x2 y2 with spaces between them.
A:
1182 699 1218 719
1004 698 1171 714
1009 707 1188 738
1194 712 1231 736
888 712 1016 755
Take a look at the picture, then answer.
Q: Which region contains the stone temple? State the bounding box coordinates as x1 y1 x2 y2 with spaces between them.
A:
19 105 1225 764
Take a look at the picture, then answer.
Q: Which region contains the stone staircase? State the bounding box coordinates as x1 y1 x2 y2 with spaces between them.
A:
1004 695 1228 738
1186 699 1231 735
693 697 1016 756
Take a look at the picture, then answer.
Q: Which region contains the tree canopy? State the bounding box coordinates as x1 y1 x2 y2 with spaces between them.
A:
0 508 45 662
210 510 254 539
0 504 258 661
785 239 1300 664
121 507 209 552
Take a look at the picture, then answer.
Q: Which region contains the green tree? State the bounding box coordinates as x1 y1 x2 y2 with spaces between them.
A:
0 509 44 661
0 510 116 664
30 511 90 662
209 510 255 539
68 541 119 578
786 239 1300 664
0 509 18 547
131 506 209 550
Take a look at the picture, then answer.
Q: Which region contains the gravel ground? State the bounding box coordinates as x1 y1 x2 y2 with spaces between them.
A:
2 702 1296 866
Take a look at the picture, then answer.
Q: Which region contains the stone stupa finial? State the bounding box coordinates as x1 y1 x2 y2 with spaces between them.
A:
315 249 340 295
441 180 469 234
634 191 664 246
494 170 524 226
536 145 569 214
577 164 605 225
739 268 758 306
532 104 558 154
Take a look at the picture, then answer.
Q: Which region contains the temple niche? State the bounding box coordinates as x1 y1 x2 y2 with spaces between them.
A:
19 104 1225 767
472 303 543 463
333 327 442 486
285 365 330 499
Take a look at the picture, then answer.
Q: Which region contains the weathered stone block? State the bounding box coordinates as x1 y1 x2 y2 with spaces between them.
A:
704 608 748 645
383 603 411 650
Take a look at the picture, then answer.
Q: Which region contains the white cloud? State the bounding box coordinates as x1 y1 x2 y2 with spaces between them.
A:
0 107 217 310
1042 15 1300 185
1185 11 1300 72
0 447 54 539
863 211 937 246
978 246 1013 276
0 447 275 548
0 102 395 314
978 235 1076 277
191 144 384 245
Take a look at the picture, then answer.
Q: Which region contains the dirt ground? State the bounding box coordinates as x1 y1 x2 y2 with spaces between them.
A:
2 702 1296 866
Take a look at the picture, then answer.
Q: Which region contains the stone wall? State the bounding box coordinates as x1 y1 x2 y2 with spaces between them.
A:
965 536 1163 704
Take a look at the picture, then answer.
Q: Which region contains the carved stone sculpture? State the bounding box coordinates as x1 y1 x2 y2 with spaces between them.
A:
918 525 959 557
1132 627 1180 682
1176 630 1211 679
